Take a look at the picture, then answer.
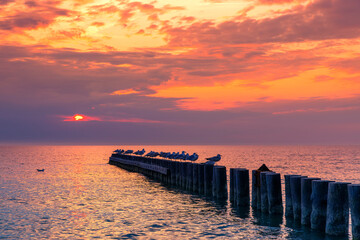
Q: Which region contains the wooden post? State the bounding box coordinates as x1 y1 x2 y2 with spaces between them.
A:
348 184 360 240
192 163 199 193
300 177 320 225
204 164 214 197
266 172 282 214
170 161 177 186
284 174 300 217
180 162 186 189
234 168 249 206
213 166 227 200
176 162 181 187
230 168 235 202
198 164 205 195
290 175 307 220
325 182 350 236
310 180 333 231
187 163 194 191
182 162 189 189
260 172 269 213
251 170 258 209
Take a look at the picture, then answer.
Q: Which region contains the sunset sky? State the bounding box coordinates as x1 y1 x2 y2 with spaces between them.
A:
1 0 360 144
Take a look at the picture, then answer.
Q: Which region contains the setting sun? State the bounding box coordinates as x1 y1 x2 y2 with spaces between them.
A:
74 114 84 121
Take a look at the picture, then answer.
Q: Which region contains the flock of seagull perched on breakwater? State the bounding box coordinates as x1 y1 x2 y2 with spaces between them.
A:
113 148 222 164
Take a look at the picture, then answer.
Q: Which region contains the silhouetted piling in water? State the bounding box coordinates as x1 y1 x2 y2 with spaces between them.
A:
266 172 282 214
170 161 177 186
213 166 227 200
251 170 258 209
186 163 194 191
301 177 321 225
284 175 300 217
176 162 181 187
260 172 270 213
290 175 307 220
181 162 187 189
311 180 333 231
110 153 357 238
204 164 214 197
198 164 205 195
325 182 350 236
230 168 235 202
348 184 360 240
192 163 199 193
233 168 249 207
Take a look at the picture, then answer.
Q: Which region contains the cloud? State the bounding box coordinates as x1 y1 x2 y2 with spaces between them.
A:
0 3 71 31
0 0 14 5
163 0 360 46
257 0 304 4
61 114 168 124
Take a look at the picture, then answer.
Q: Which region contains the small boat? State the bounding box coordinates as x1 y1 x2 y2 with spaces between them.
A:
37 169 45 172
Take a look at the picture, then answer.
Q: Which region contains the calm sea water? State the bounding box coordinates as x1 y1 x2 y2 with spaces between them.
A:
0 145 359 239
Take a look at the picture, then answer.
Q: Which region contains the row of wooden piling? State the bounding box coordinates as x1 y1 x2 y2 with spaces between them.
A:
231 170 360 238
109 154 360 239
283 175 360 238
109 154 228 200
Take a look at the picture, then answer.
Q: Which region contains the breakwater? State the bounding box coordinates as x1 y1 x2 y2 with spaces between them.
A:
109 153 359 239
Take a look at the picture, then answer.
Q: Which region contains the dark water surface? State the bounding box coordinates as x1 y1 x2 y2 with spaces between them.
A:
0 145 359 239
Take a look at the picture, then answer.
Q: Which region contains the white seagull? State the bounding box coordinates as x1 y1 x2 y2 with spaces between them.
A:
205 154 221 164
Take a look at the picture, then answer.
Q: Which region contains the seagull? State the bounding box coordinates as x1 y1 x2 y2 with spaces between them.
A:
124 150 133 154
114 149 124 154
134 149 146 155
139 148 146 155
188 153 199 161
205 154 221 164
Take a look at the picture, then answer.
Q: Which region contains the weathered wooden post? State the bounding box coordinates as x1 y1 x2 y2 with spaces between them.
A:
285 174 300 217
310 180 333 231
198 164 205 195
183 162 190 190
325 182 350 236
213 166 227 200
251 170 258 209
234 168 249 206
204 164 214 197
300 177 320 225
266 172 282 214
192 163 199 193
348 184 360 240
260 172 269 213
180 162 186 189
256 164 270 210
290 175 307 220
187 163 194 191
230 168 235 202
176 162 181 187
212 166 218 197
170 161 177 186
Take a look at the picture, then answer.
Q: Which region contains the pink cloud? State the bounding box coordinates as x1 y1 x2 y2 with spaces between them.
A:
257 0 303 4
0 2 72 31
163 0 360 46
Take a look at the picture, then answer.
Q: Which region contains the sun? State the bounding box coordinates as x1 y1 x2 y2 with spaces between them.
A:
73 114 85 121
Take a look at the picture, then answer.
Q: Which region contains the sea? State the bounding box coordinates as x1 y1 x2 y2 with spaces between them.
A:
0 145 359 239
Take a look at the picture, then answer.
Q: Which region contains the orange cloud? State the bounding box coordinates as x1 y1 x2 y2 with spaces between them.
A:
111 89 139 95
150 68 360 111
